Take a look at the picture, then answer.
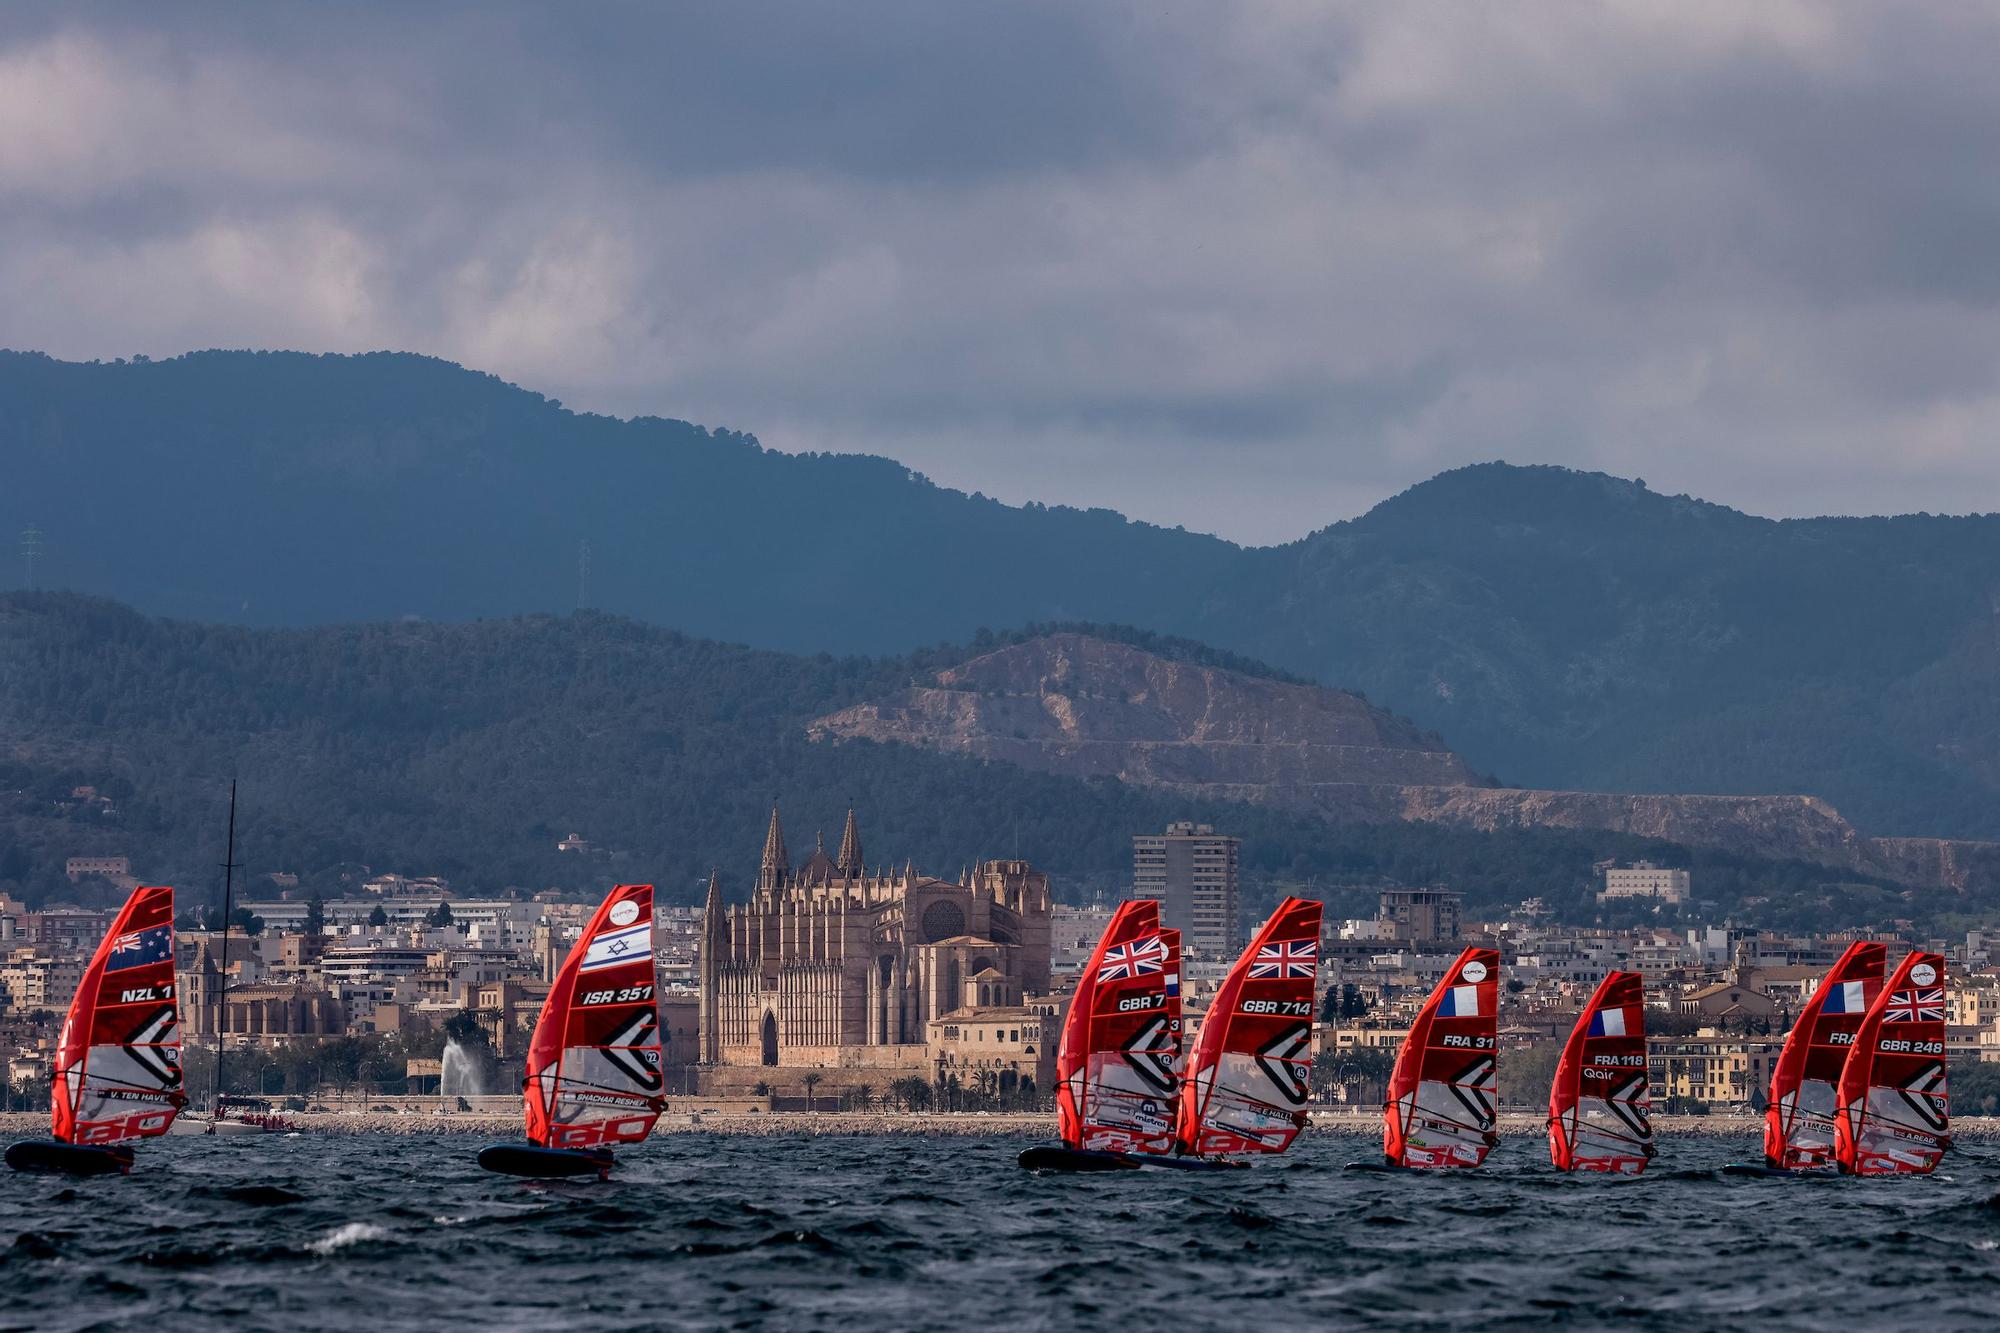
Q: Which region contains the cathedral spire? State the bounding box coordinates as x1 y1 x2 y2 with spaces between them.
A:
702 868 723 939
836 807 863 879
759 806 789 891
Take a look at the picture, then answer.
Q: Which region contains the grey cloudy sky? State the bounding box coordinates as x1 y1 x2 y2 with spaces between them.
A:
5 2 1999 543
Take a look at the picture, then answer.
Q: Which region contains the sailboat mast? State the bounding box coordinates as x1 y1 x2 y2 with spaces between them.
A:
213 780 238 1112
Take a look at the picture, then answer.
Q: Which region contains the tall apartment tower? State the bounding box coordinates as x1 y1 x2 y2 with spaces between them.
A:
1133 821 1240 958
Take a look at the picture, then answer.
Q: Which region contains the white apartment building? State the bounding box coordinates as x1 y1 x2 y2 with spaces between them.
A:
1601 861 1690 904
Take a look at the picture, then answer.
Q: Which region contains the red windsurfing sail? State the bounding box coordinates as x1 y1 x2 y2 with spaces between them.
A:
51 885 185 1145
1173 897 1322 1158
1056 901 1181 1154
523 883 665 1150
1385 946 1499 1168
1547 971 1653 1174
1835 950 1948 1176
1763 940 1885 1170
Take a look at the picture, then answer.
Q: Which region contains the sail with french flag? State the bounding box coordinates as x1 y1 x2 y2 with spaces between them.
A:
1548 971 1654 1174
1435 984 1482 1018
1383 946 1501 1169
1762 940 1885 1170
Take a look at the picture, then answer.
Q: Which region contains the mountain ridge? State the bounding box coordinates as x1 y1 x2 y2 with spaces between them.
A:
8 349 2000 840
806 632 1998 889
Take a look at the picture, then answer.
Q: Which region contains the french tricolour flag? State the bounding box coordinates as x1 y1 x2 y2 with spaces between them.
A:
1436 985 1480 1018
1819 980 1867 1014
1588 1007 1627 1038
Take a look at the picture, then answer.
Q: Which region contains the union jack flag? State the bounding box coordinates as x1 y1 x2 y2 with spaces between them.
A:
1099 936 1166 982
1250 939 1317 980
1885 988 1945 1023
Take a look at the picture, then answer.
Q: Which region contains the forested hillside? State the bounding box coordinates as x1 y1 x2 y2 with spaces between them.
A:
0 595 1913 930
8 350 2000 839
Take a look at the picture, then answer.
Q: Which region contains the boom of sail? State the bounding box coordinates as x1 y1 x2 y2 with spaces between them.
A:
1547 970 1653 1174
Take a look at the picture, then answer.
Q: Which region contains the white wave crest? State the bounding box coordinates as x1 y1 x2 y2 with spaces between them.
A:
309 1222 389 1255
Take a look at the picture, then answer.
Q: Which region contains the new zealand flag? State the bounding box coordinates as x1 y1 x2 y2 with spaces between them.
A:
107 924 171 972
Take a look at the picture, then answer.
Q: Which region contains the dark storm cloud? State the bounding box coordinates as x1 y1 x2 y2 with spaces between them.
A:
4 2 2000 540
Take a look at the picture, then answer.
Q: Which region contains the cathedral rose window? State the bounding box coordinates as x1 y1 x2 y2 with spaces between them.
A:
921 899 967 943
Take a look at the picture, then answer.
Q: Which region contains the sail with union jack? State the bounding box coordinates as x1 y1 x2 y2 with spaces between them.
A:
1834 950 1947 1177
1249 940 1316 980
1885 989 1945 1023
1098 935 1166 982
1173 897 1323 1159
1056 901 1180 1155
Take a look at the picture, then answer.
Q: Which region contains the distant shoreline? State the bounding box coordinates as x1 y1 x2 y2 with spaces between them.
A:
8 1110 1999 1140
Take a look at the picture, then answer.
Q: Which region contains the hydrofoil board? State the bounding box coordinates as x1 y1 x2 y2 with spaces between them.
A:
477 1143 615 1180
5 1139 135 1176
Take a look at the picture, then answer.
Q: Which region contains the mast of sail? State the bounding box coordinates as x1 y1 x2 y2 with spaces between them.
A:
1384 945 1500 1169
1173 897 1321 1158
1762 939 1883 1170
1834 949 1947 1176
211 780 238 1116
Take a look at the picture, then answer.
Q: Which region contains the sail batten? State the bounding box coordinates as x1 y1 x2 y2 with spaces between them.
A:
1173 897 1322 1158
1384 946 1500 1169
50 885 185 1145
1547 970 1653 1174
1835 949 1947 1176
1763 940 1885 1171
522 883 665 1150
1056 901 1182 1154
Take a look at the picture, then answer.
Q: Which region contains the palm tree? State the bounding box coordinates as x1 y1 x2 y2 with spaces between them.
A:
852 1083 874 1112
802 1071 822 1112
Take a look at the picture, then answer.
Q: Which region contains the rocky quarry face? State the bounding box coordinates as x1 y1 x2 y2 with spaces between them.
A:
808 633 1996 891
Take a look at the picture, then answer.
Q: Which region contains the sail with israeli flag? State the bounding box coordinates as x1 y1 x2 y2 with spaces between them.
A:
1172 897 1322 1158
1547 971 1653 1174
1055 900 1181 1155
1383 946 1500 1169
1762 940 1885 1170
521 883 665 1153
49 885 186 1150
1834 949 1948 1176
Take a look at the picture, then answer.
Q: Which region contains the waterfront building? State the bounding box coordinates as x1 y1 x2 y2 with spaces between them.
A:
698 808 1052 1071
1132 821 1239 957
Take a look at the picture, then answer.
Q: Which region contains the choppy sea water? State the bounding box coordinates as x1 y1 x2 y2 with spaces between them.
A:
4 1130 1999 1331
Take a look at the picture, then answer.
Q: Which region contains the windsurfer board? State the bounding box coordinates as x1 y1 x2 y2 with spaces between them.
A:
478 1143 616 1180
1016 1146 1142 1172
1341 1161 1411 1174
5 1139 135 1176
